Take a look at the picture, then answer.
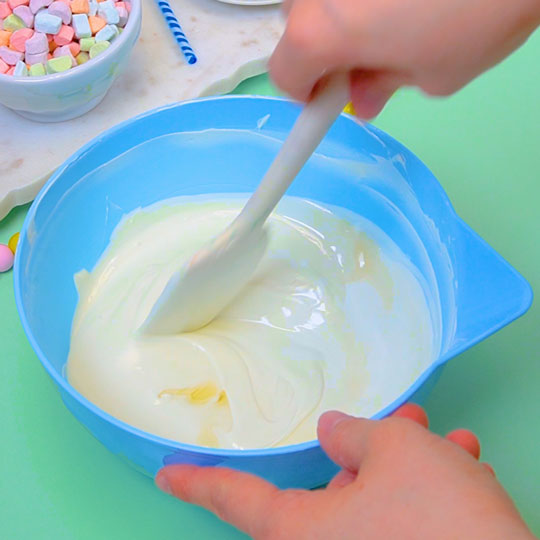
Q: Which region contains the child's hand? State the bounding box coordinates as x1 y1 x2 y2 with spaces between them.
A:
155 404 534 539
269 0 540 118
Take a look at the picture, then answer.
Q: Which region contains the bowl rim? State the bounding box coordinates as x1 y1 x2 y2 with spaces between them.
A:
13 94 533 458
0 0 141 84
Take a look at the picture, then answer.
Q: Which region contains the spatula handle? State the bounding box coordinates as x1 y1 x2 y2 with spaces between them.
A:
235 73 350 232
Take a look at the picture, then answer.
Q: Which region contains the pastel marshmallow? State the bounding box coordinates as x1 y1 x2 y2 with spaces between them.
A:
2 13 26 30
75 49 88 63
28 61 45 74
53 23 73 44
88 37 107 57
0 30 11 47
87 14 104 33
0 58 8 73
8 0 29 9
116 0 130 11
70 0 88 14
24 29 47 53
0 44 24 64
34 12 62 33
0 2 13 18
46 53 71 71
9 27 33 50
94 22 115 42
67 39 78 55
13 58 28 75
97 0 117 24
25 49 47 64
71 12 90 37
47 1 71 24
53 42 75 65
88 0 96 15
115 6 126 26
13 4 33 26
29 0 52 14
78 35 93 50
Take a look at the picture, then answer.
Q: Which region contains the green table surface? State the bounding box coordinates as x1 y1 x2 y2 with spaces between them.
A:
1 31 539 539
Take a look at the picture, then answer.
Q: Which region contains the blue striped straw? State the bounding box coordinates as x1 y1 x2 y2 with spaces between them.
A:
154 0 197 65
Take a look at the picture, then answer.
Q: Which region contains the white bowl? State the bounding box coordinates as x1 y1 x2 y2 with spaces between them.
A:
0 0 141 122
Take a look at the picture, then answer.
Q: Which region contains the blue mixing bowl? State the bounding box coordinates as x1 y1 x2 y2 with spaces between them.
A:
14 96 532 489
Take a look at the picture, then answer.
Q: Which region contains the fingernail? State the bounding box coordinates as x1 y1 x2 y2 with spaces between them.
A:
320 410 351 432
155 473 173 495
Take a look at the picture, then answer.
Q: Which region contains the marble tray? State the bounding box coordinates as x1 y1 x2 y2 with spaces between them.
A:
0 0 284 220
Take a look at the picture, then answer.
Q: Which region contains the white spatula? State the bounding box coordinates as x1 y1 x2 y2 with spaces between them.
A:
141 74 349 335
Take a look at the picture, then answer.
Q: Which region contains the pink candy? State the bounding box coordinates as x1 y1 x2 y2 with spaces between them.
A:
9 27 34 51
0 244 14 273
68 39 78 55
8 0 29 9
0 57 8 73
116 5 126 26
53 23 73 44
0 3 12 19
0 45 24 64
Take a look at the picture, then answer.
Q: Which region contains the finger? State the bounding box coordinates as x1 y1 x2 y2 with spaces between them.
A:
350 70 400 119
391 403 429 428
445 429 481 460
269 0 346 101
317 410 377 472
327 468 357 490
156 465 278 536
482 463 496 476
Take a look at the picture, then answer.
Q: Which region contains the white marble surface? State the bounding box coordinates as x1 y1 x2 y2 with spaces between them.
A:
0 0 284 219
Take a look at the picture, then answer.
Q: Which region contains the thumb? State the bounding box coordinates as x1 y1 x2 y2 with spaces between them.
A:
317 411 377 472
350 70 401 119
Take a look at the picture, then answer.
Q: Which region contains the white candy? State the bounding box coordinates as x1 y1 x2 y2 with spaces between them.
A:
95 24 117 43
72 13 91 38
13 60 28 77
98 0 119 24
88 0 98 16
34 12 62 34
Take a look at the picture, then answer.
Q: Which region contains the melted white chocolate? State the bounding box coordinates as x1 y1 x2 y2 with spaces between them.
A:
67 196 437 449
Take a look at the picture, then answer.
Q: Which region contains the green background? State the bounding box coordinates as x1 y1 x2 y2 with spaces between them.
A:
1 31 538 539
